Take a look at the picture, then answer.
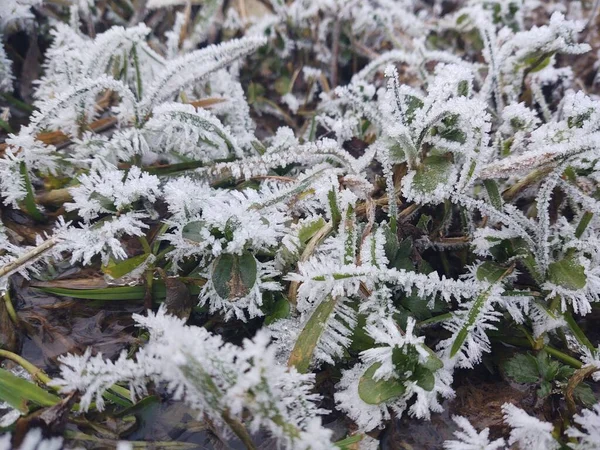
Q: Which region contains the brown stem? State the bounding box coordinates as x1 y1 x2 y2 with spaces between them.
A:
565 365 598 415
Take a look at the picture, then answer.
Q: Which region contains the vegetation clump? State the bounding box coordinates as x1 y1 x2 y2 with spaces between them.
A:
1 0 600 448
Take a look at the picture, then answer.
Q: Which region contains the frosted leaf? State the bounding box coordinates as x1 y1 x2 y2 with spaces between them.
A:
66 165 161 222
0 133 57 207
139 36 266 113
567 404 600 450
335 361 455 431
0 0 41 31
437 288 504 369
502 403 559 450
542 261 600 315
145 103 242 160
334 363 398 431
0 40 13 93
51 307 334 449
53 213 149 265
444 415 506 450
199 259 281 321
360 317 428 381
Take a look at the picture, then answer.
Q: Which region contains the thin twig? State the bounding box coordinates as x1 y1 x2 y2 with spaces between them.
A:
0 237 59 280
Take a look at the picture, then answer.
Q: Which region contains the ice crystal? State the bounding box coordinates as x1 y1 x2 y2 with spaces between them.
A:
502 403 559 450
52 307 334 449
444 415 506 450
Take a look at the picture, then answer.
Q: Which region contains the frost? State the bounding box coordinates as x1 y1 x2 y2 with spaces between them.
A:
444 415 506 450
51 307 334 449
567 404 600 450
66 165 161 222
502 403 559 450
2 0 600 446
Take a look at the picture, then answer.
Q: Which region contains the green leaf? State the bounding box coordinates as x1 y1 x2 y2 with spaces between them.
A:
421 346 444 372
568 109 593 129
274 76 291 95
19 162 44 222
358 363 406 405
212 252 257 300
574 383 597 407
476 261 508 283
503 353 540 383
335 434 365 449
247 82 265 104
403 95 424 124
413 366 435 391
298 217 326 244
0 368 60 413
393 238 414 271
575 212 593 239
450 289 490 359
182 221 206 243
416 214 432 232
101 254 150 279
536 351 560 381
264 296 291 325
387 140 407 164
548 256 587 291
328 188 342 229
527 54 552 73
350 314 375 353
89 192 117 212
400 295 431 320
288 296 337 373
34 282 202 301
537 380 552 398
483 179 503 210
382 223 399 264
412 155 453 196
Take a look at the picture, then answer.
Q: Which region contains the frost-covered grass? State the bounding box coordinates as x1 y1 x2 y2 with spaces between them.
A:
1 0 600 448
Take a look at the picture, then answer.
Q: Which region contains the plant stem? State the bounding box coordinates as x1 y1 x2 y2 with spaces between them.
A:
492 335 583 369
36 187 74 206
565 365 598 415
563 312 595 352
544 346 583 369
0 349 53 385
2 289 19 325
501 166 553 201
221 409 257 450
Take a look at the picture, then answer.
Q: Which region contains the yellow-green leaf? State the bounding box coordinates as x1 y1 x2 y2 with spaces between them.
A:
548 256 587 291
288 296 337 373
101 253 150 279
0 368 60 413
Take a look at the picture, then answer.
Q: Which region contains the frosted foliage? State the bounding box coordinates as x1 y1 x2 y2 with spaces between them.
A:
0 39 13 92
51 308 334 450
0 429 71 450
567 404 600 450
66 166 161 222
1 0 600 448
502 403 559 450
444 416 505 450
